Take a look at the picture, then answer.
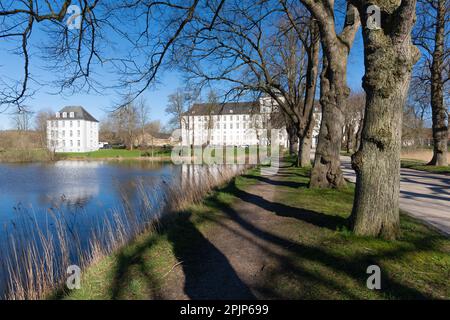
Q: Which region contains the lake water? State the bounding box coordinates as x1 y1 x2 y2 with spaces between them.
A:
0 160 240 298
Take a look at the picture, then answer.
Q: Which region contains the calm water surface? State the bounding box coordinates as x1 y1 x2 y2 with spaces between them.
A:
0 160 183 296
0 160 177 226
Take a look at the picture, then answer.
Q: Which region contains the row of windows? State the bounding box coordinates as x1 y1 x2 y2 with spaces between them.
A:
50 120 97 128
188 115 256 122
56 112 75 119
49 140 96 147
188 132 260 140
187 122 266 130
50 130 82 138
59 140 81 147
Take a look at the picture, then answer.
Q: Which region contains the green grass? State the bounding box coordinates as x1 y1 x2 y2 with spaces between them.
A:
60 148 172 159
401 159 450 174
59 164 450 300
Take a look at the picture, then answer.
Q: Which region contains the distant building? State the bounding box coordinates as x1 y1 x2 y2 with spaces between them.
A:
47 106 99 153
181 97 290 147
134 132 176 147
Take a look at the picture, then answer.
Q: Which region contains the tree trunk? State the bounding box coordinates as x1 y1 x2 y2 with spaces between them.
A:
351 0 420 239
299 129 313 167
298 21 320 168
310 55 347 188
428 0 448 167
299 113 315 167
287 124 299 156
346 124 355 153
355 116 364 151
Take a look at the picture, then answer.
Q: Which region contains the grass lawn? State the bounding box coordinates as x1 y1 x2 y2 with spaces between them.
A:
60 148 172 159
59 163 450 300
401 159 450 174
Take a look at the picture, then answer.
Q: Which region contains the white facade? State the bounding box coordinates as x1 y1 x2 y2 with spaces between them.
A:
181 98 288 147
312 111 321 149
47 107 99 153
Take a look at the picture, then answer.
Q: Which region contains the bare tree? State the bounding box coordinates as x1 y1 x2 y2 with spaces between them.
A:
283 0 360 186
413 0 449 166
205 90 219 145
0 1 102 111
11 108 33 132
34 109 53 147
175 1 320 167
106 0 227 106
166 88 198 130
136 97 151 146
350 0 421 239
111 101 139 150
403 77 431 148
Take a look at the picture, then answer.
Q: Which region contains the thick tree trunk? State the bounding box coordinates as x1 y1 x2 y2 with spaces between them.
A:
299 127 313 167
428 0 448 167
351 0 420 239
310 56 347 188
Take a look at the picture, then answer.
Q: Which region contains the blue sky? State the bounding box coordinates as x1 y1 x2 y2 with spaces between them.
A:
0 6 366 130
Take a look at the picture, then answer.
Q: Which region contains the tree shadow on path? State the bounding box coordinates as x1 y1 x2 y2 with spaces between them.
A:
207 189 432 299
225 181 348 231
166 211 256 299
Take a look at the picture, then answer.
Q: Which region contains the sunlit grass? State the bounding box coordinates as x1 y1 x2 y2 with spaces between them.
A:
401 159 450 174
62 162 450 300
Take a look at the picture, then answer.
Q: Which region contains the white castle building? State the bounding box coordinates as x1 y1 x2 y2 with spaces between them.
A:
47 106 99 153
181 97 289 147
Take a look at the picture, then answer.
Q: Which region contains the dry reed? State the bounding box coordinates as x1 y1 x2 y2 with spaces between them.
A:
0 164 250 300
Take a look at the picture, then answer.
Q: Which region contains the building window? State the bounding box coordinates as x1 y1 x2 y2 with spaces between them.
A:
70 130 73 137
70 112 75 118
62 130 65 137
62 112 67 118
70 140 73 147
70 121 73 127
77 130 80 137
78 140 81 147
77 120 80 127
56 112 60 118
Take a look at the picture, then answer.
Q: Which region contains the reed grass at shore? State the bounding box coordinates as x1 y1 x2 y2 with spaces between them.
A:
1 164 249 299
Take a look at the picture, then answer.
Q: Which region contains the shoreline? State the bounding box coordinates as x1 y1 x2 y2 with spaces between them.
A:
0 154 174 164
58 160 450 300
